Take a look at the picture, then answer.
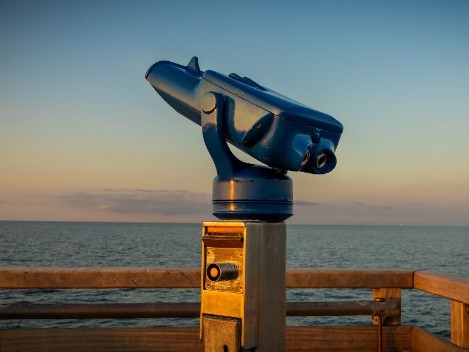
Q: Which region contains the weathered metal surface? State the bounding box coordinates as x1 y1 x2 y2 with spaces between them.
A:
202 315 241 352
204 248 243 293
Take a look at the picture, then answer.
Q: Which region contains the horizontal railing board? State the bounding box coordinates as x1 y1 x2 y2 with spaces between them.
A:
0 300 400 319
286 269 414 288
0 268 414 289
413 270 469 304
287 300 400 317
0 326 412 352
0 268 200 289
287 326 411 352
411 326 467 352
0 302 200 319
0 327 200 352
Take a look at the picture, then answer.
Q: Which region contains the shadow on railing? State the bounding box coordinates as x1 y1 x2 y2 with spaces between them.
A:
0 268 468 352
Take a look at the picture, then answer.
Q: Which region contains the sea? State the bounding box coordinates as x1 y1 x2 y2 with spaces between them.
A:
0 221 468 339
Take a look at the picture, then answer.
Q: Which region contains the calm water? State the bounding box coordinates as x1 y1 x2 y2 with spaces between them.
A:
0 221 468 338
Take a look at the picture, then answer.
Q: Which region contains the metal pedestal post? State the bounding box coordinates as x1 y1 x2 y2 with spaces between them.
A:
200 222 286 352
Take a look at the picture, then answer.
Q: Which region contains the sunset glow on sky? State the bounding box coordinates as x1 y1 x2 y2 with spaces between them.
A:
1 1 469 225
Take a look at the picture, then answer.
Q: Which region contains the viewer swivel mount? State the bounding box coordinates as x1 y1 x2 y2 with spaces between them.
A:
146 56 343 352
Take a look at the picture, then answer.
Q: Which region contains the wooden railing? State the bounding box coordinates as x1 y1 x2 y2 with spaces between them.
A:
0 268 468 352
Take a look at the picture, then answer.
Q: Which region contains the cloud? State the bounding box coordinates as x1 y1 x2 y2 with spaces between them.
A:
295 200 321 206
54 189 212 216
353 201 394 210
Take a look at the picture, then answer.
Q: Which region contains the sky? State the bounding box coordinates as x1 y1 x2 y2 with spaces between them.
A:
1 0 469 225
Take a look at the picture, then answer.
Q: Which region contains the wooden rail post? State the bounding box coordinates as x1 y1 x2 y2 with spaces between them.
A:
451 301 469 348
200 222 286 352
372 288 401 326
372 289 401 352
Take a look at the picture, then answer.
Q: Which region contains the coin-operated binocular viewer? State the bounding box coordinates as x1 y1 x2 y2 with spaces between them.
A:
146 57 343 352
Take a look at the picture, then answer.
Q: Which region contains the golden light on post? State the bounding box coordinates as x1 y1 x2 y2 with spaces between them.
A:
200 222 286 351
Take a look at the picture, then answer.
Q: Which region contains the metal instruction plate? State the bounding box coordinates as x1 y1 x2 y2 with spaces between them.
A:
205 246 243 293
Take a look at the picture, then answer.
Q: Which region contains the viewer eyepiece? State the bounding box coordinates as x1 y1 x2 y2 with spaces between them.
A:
315 153 328 169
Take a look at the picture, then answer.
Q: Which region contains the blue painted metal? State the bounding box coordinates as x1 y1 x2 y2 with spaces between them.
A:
200 91 293 221
146 57 343 221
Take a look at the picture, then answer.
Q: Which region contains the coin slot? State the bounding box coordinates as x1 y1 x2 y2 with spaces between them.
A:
207 262 239 282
